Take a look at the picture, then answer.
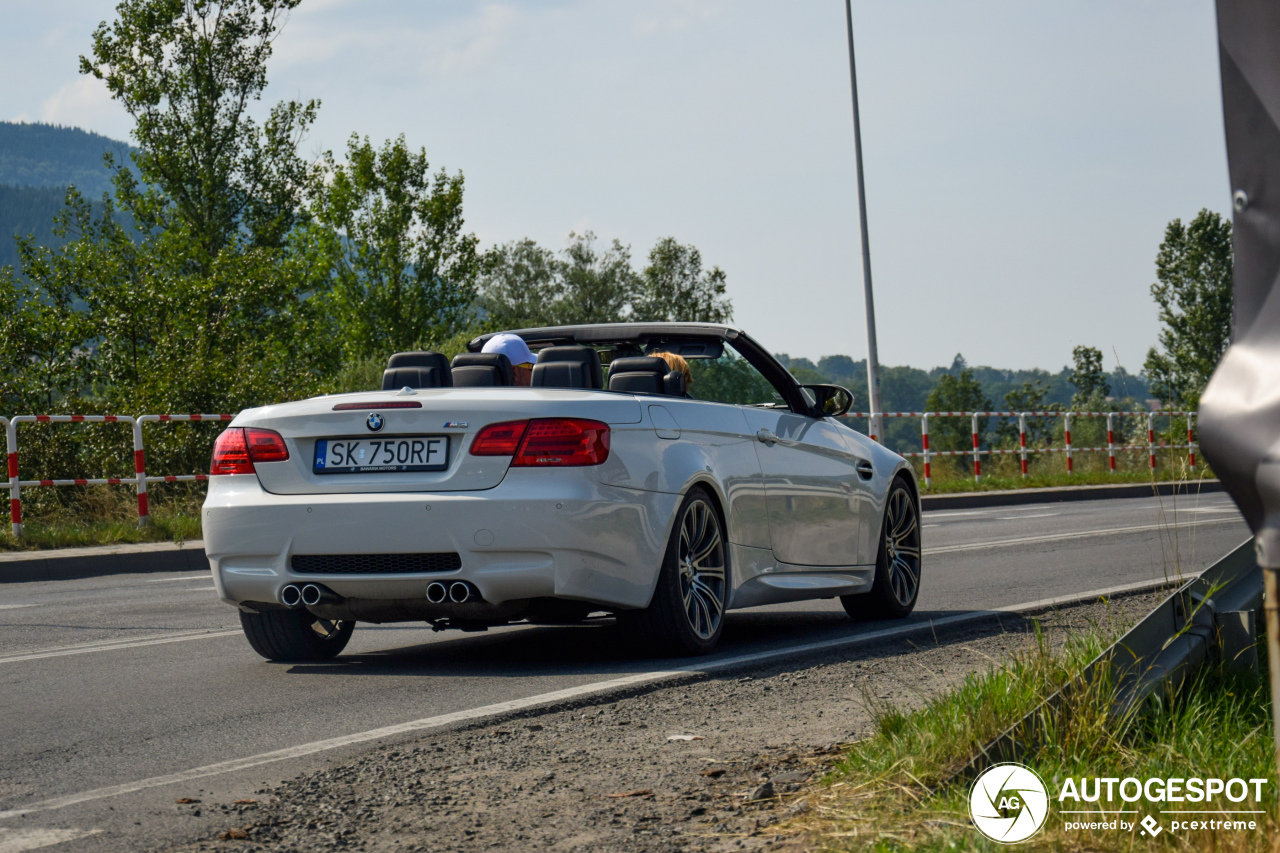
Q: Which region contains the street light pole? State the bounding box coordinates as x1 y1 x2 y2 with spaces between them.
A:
843 0 883 441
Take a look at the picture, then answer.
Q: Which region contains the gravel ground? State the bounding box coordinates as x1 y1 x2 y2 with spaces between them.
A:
164 590 1168 853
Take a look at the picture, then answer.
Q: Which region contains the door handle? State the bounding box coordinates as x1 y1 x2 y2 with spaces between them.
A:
756 428 778 444
855 459 874 480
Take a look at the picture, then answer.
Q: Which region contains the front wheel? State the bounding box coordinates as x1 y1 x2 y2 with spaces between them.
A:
618 486 728 656
842 477 920 620
239 609 355 662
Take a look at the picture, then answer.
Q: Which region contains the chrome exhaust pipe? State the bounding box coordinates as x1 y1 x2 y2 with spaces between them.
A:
449 582 472 604
301 584 323 607
426 582 448 604
279 584 302 608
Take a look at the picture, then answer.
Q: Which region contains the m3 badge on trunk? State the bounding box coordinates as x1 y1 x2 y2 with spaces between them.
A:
366 413 385 432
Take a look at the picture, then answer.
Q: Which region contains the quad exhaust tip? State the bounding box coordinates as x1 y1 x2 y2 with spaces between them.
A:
426 581 478 604
279 583 302 608
300 584 323 607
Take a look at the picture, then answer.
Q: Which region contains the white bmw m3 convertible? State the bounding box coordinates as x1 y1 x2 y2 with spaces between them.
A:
202 323 921 660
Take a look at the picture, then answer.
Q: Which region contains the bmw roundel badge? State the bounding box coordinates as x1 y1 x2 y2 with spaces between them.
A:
366 413 385 432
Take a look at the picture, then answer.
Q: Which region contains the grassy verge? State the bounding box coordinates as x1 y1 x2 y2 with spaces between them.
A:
793 621 1275 851
0 511 201 552
0 484 202 552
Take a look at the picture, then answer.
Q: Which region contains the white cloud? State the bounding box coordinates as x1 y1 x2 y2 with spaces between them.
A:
38 75 130 138
631 0 726 36
275 3 521 80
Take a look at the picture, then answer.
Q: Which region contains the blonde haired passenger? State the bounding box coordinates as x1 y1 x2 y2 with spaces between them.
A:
650 351 693 396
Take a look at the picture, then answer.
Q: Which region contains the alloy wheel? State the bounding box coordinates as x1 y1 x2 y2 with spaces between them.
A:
883 488 921 606
677 498 726 640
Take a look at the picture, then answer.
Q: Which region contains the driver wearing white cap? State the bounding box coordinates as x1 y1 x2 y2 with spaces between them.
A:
481 333 538 386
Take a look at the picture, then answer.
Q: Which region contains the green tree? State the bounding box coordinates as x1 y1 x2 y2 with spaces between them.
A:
925 367 992 456
633 237 731 323
1142 209 1233 408
554 231 637 325
81 0 317 266
310 134 482 360
997 380 1059 447
1069 346 1110 406
1 0 341 490
477 238 561 329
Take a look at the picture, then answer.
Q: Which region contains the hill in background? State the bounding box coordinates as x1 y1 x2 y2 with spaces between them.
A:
0 121 133 269
0 121 131 197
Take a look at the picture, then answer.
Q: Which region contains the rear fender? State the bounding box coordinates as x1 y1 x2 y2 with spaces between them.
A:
598 420 769 551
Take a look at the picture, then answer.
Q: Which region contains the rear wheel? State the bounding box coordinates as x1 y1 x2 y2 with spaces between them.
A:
842 477 920 620
239 609 355 662
619 486 728 656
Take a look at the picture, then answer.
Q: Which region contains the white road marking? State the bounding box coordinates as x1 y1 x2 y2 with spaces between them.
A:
183 586 217 592
0 828 102 851
1179 507 1241 514
923 509 996 518
0 605 35 611
925 517 1241 555
0 629 241 666
0 574 1185 822
995 512 1060 520
146 575 209 583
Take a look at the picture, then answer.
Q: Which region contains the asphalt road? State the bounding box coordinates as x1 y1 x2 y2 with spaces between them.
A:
0 490 1249 852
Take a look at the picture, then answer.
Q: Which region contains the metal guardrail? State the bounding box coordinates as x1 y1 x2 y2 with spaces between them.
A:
1 413 234 538
956 537 1262 780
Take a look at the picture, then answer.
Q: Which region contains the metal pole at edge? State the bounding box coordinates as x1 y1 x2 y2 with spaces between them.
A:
843 0 883 442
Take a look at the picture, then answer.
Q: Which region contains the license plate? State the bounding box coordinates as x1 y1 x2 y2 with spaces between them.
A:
313 437 448 474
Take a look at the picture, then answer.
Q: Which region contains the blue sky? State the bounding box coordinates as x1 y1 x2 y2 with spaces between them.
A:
1 1 1229 373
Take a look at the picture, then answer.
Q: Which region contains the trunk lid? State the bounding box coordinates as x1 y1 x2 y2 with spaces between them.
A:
235 388 642 495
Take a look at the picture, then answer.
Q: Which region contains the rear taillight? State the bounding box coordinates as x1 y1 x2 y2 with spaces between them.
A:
211 427 289 475
211 428 252 475
245 428 289 462
513 418 610 467
470 420 530 456
470 418 610 466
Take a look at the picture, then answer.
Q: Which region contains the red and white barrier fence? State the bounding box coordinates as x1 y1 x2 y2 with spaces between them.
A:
0 408 1201 537
2 413 234 538
840 410 1197 486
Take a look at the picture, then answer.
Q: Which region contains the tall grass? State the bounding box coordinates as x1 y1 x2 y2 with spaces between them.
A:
796 618 1275 851
914 449 1213 494
0 483 203 551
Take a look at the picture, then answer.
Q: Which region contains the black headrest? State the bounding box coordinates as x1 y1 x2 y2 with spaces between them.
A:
382 351 452 390
609 357 667 377
607 357 687 396
451 353 514 387
530 346 603 389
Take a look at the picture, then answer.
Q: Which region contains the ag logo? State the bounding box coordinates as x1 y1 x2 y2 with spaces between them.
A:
969 762 1049 844
366 413 385 432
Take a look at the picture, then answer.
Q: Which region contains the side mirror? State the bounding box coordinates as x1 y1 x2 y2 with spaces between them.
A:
801 384 854 418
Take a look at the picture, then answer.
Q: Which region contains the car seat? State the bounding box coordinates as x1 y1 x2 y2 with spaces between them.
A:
530 346 604 389
451 353 515 387
382 351 453 390
607 357 687 396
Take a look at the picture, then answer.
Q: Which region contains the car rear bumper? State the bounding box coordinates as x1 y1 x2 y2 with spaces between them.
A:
201 469 680 612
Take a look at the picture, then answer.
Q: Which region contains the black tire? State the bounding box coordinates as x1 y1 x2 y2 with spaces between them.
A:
842 477 921 620
239 609 355 662
618 486 728 656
